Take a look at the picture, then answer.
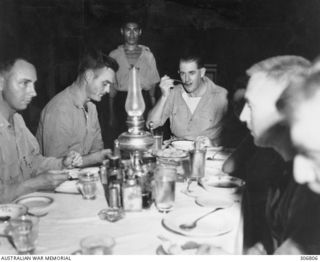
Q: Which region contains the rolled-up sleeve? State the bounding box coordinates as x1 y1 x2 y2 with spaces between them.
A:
36 107 72 158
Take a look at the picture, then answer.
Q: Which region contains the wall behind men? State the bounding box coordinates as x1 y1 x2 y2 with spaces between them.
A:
0 0 319 137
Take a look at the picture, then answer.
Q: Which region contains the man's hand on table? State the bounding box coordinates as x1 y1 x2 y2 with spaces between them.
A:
62 150 83 168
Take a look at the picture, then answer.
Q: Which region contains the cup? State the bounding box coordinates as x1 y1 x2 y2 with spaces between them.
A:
190 148 207 181
78 173 99 200
80 235 115 255
152 129 163 152
154 166 177 213
9 215 39 254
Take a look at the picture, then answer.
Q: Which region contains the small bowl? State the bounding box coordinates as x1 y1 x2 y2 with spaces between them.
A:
199 176 245 194
15 196 53 216
171 140 195 151
0 204 28 233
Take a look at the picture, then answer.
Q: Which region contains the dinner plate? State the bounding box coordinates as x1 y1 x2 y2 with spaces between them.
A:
15 196 53 216
162 207 232 237
55 181 80 194
171 140 195 151
199 176 245 194
49 168 80 179
195 196 234 209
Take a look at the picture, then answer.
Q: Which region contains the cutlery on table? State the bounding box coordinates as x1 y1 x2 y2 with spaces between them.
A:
179 207 224 231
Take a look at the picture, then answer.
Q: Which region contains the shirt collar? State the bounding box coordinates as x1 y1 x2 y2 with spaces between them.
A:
66 85 87 109
0 111 11 129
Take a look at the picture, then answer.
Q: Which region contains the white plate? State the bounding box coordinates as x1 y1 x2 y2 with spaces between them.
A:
49 169 80 179
162 207 232 237
55 181 80 194
79 167 100 176
195 196 233 209
15 196 53 216
199 176 245 194
171 140 195 151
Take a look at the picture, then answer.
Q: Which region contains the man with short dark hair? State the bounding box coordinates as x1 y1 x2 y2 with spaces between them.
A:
0 57 80 203
109 18 160 136
147 53 228 145
36 50 118 166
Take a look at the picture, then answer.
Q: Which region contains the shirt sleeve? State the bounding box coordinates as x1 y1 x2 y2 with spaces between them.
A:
159 88 176 126
140 52 160 90
36 107 73 158
89 105 104 153
27 126 63 173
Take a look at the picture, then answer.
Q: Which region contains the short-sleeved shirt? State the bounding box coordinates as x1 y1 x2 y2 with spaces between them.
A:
0 112 62 195
36 86 104 158
109 45 160 97
159 76 228 144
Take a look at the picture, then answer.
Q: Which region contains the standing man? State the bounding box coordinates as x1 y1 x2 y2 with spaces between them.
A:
109 18 160 136
36 50 118 166
147 53 228 145
0 57 80 203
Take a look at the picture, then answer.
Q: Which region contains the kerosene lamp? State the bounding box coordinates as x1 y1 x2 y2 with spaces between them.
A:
117 66 154 152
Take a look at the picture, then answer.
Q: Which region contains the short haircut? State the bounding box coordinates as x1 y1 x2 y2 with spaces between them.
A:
277 69 320 122
78 49 119 77
179 51 204 69
0 57 32 76
121 15 143 29
247 55 311 82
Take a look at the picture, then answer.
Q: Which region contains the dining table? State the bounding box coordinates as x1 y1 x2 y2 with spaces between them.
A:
0 151 244 255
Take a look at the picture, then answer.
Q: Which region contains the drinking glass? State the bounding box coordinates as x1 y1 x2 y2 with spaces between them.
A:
190 148 207 181
154 166 177 213
9 215 39 254
78 173 99 200
80 235 115 255
152 129 163 152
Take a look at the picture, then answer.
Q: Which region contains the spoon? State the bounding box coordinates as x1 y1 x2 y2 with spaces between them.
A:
179 207 224 231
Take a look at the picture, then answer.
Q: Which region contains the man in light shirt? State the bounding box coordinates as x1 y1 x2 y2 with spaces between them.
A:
0 57 80 203
109 18 160 136
36 50 118 166
147 52 228 145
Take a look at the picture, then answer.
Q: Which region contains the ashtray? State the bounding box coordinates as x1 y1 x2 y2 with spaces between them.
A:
98 208 124 222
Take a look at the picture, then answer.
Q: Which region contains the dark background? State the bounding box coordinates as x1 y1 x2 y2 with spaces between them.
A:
1 0 320 146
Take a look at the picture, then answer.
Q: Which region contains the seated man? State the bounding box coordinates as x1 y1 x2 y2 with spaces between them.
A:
276 68 320 254
196 56 313 254
0 57 80 203
36 50 118 166
147 52 228 145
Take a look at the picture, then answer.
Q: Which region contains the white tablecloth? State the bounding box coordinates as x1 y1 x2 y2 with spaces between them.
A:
0 180 243 255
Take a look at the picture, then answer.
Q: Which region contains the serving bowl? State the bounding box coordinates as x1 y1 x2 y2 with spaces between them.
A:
199 175 245 194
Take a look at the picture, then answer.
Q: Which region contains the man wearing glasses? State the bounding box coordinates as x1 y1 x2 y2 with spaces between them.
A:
147 52 228 145
36 50 118 166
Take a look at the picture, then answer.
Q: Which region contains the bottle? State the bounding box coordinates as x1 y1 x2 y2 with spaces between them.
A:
107 156 123 208
122 174 142 212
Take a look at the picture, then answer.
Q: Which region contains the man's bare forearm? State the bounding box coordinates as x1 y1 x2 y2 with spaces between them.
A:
147 95 168 128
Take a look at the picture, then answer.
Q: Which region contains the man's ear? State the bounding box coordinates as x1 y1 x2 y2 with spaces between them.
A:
138 29 142 36
200 68 206 78
120 28 124 35
84 70 94 83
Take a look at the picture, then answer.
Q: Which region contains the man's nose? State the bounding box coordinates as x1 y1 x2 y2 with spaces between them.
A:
28 84 37 97
182 74 190 83
239 104 248 123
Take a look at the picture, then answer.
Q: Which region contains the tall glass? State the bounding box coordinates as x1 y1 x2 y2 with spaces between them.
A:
152 129 163 152
154 166 177 213
9 215 39 254
190 148 207 181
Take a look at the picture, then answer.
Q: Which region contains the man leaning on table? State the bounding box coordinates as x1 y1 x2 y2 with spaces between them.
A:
36 50 118 166
147 52 228 146
0 57 81 204
196 56 320 254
